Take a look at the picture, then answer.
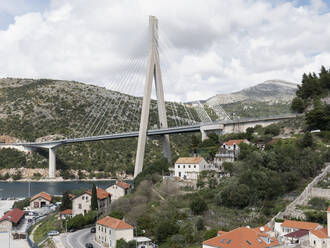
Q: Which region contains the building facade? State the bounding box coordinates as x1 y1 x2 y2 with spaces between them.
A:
72 188 111 216
30 192 52 208
174 157 208 180
106 181 131 201
96 216 133 248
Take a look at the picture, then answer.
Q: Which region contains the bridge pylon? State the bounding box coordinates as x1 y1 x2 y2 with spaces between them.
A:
134 16 171 178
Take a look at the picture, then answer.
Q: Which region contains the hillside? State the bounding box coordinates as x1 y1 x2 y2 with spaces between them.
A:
205 80 297 118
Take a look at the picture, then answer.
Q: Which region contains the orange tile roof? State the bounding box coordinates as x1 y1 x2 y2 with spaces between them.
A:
96 216 133 230
175 157 204 164
310 228 328 239
31 192 52 202
87 188 110 200
59 209 72 216
203 227 279 248
224 139 247 146
218 230 227 235
281 220 320 230
116 181 131 190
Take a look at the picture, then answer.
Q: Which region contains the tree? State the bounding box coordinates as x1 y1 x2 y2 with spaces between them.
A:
204 229 218 240
109 210 124 220
291 97 305 113
190 197 208 215
196 217 204 231
116 239 129 248
223 162 234 176
301 132 313 148
155 219 179 244
60 191 72 211
91 183 98 211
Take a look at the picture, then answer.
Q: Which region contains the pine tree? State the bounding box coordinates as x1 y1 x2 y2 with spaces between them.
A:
91 183 98 211
60 191 72 211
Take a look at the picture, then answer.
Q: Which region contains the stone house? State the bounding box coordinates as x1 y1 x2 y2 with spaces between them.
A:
72 187 111 216
96 216 133 248
30 192 52 208
174 157 209 180
106 181 131 201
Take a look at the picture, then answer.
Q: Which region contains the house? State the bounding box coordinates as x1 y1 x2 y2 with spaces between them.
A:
174 157 209 180
222 139 249 157
203 226 280 248
274 219 322 237
106 181 131 201
133 237 153 248
72 187 111 216
30 192 52 208
274 207 330 248
96 216 133 248
59 209 72 220
0 208 25 232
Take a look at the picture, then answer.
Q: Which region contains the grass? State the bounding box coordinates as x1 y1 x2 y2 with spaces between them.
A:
33 214 63 244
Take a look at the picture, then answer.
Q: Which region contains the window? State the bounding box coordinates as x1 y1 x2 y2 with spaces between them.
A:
246 240 251 245
82 196 84 200
188 165 191 168
78 204 82 209
183 165 185 168
194 165 196 168
99 226 100 230
178 165 180 168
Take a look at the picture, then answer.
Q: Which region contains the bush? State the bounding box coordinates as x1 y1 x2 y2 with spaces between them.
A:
12 171 22 180
190 197 208 215
13 198 30 210
67 211 97 230
204 229 218 240
305 210 327 224
109 210 124 220
308 197 329 210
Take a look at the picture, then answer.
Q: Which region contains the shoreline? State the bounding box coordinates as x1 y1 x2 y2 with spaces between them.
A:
0 177 133 183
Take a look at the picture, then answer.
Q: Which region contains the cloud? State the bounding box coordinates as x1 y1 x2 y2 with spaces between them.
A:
0 0 329 101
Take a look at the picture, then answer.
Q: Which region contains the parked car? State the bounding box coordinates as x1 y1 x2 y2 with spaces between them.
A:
90 227 96 233
68 228 76 233
85 243 93 248
47 230 60 236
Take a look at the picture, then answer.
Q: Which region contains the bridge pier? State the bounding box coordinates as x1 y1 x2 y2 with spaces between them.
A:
49 148 56 178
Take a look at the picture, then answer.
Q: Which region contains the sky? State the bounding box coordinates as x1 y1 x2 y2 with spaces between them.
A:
0 0 329 101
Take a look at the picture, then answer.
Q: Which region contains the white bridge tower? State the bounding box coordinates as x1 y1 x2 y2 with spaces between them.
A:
134 16 171 178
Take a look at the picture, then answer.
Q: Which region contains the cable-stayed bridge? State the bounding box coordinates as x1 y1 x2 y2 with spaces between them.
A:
0 16 297 178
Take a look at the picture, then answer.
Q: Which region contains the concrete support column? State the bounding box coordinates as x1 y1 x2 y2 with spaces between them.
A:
49 148 56 178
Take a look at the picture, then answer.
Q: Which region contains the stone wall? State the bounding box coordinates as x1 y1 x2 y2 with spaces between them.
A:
310 187 330 200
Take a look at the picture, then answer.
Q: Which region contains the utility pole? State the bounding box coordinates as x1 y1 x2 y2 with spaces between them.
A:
134 16 171 178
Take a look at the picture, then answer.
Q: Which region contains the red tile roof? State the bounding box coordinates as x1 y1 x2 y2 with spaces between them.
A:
311 228 328 239
285 229 309 238
59 209 72 216
203 227 279 248
31 192 52 202
327 206 330 212
175 157 204 164
96 216 133 230
86 188 110 200
224 139 248 146
0 208 24 224
281 220 320 230
116 181 131 190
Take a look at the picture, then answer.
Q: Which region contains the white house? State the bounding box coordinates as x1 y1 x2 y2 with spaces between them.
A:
133 237 153 248
30 192 52 209
274 208 330 248
59 209 72 220
174 157 208 180
222 139 249 151
96 216 133 248
72 187 111 216
106 181 131 201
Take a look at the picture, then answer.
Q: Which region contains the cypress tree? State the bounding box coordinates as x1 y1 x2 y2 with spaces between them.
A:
91 183 98 211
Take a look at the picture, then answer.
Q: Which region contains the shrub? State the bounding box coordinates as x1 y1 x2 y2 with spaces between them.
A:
190 197 208 215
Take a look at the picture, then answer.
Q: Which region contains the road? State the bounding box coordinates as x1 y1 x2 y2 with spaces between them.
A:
58 228 101 248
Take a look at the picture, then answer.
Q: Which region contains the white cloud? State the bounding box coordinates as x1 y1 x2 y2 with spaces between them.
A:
0 0 329 101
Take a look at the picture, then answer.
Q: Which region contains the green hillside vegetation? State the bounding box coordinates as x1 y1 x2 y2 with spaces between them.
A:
291 66 330 131
110 123 329 248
